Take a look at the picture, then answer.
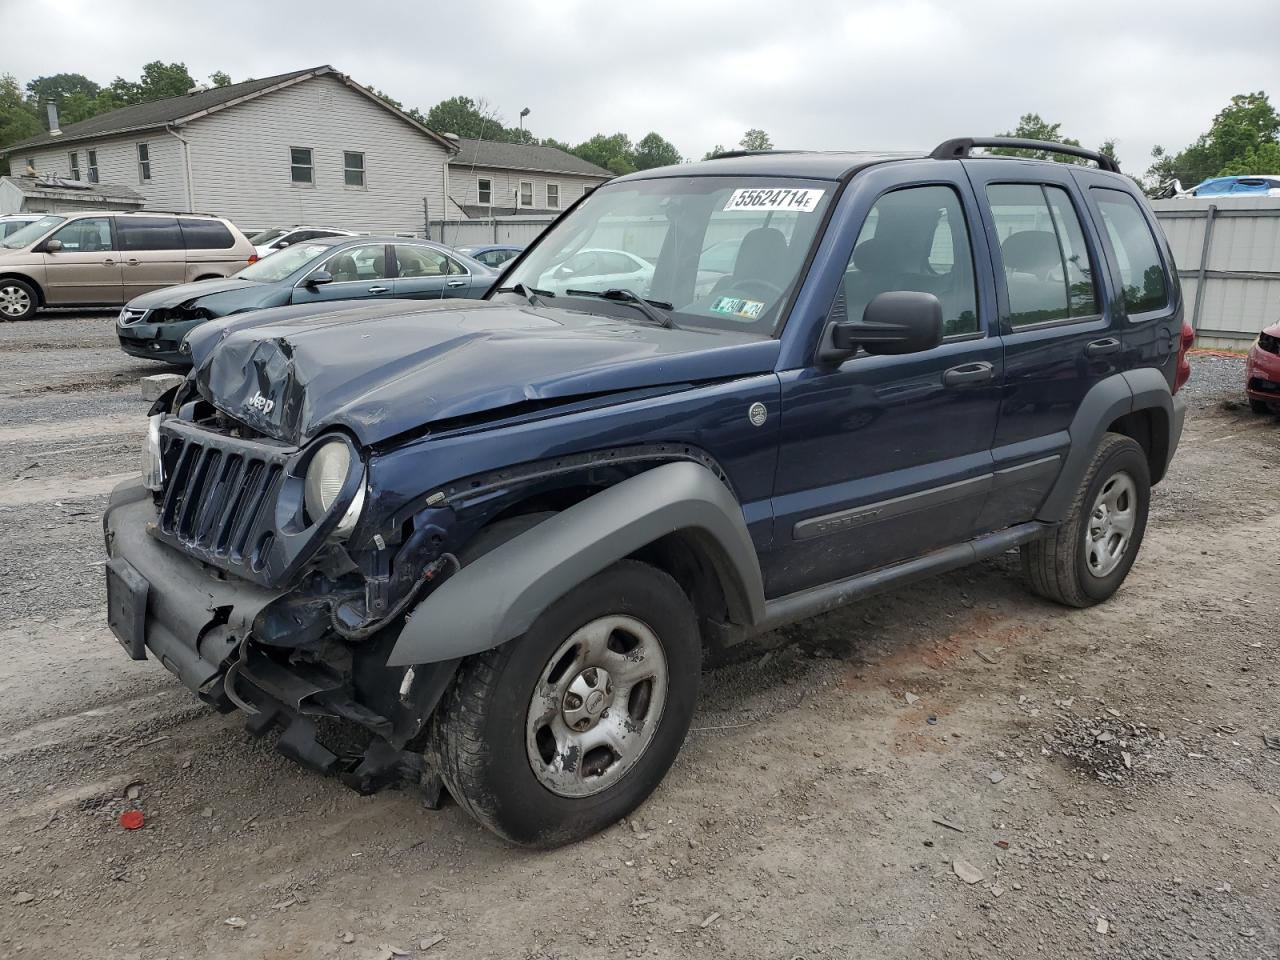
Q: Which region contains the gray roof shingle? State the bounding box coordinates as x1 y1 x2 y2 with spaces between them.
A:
5 66 361 154
449 138 612 178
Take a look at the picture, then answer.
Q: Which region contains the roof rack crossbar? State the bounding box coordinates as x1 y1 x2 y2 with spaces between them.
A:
930 137 1121 173
708 149 804 160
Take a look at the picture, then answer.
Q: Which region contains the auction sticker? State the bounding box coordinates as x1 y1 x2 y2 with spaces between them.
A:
723 187 825 213
711 296 765 320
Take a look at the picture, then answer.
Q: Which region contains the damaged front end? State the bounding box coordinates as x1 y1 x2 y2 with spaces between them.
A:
103 387 462 797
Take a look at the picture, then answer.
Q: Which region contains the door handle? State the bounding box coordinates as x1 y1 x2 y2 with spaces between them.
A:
942 361 995 387
368 285 390 294
125 258 140 267
446 278 467 287
1086 337 1121 358
102 258 116 266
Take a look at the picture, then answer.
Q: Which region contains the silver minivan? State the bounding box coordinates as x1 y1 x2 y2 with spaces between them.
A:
0 211 255 320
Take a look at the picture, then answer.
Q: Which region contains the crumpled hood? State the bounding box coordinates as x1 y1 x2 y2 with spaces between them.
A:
185 299 779 446
128 277 261 310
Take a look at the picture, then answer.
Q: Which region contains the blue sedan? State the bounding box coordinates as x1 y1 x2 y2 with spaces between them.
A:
454 244 524 269
116 236 497 364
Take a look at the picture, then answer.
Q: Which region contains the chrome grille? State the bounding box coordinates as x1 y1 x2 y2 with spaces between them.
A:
118 307 148 326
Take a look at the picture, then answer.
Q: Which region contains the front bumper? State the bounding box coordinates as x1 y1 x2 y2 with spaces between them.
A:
1245 344 1280 405
116 316 200 365
103 480 282 701
102 479 457 791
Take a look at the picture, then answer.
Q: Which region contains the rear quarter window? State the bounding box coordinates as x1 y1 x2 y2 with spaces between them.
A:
180 218 237 251
1090 189 1169 315
118 217 183 252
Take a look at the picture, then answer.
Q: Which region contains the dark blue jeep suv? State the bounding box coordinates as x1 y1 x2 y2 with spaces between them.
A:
102 137 1191 847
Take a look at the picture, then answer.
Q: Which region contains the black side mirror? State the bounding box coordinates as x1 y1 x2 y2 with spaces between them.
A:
822 291 943 361
305 270 333 287
41 238 63 253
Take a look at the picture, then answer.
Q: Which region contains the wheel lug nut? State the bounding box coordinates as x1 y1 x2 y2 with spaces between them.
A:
566 694 582 709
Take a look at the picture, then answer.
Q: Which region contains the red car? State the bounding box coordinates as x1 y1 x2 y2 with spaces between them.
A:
1246 322 1280 413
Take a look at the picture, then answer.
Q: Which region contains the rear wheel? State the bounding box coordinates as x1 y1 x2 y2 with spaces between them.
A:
1023 433 1150 607
432 559 700 847
0 279 37 321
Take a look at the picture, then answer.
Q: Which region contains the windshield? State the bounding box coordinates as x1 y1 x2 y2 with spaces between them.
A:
249 228 290 245
1 215 65 249
236 242 332 282
500 176 834 334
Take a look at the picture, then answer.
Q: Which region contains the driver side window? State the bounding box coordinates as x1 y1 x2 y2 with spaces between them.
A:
838 186 978 338
52 217 114 252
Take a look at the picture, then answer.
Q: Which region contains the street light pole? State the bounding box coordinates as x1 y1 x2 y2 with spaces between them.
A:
519 106 530 137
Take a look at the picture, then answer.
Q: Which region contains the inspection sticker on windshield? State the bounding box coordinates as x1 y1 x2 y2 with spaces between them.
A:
711 296 765 320
723 187 825 213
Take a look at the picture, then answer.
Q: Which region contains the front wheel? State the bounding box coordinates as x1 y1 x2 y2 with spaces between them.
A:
1023 433 1150 607
1249 398 1271 415
431 560 700 847
0 279 38 321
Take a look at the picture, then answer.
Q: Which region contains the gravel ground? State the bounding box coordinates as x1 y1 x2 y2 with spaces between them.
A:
0 318 1276 960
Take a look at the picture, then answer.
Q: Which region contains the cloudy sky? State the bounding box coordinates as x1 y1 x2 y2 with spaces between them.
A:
6 0 1279 175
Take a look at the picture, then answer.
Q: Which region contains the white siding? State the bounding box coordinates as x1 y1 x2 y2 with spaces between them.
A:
27 134 187 211
449 166 606 213
183 74 449 234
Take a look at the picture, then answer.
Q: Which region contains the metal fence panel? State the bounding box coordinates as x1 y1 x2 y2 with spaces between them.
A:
1151 197 1280 349
431 217 556 249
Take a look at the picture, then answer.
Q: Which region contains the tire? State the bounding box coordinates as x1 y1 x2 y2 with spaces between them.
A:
431 559 700 847
0 278 38 321
1022 433 1150 608
1249 398 1271 415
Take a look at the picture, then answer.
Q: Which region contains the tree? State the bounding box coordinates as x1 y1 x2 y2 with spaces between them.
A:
633 132 681 170
209 71 232 88
1147 92 1280 187
25 73 100 106
108 61 196 104
0 74 41 175
1218 142 1280 177
739 128 772 151
702 144 726 160
572 132 635 173
991 113 1083 161
424 96 506 140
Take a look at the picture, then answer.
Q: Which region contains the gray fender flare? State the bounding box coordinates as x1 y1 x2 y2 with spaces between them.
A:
1036 368 1175 522
387 461 766 666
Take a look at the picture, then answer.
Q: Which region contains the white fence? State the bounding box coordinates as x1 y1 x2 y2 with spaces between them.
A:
1151 197 1280 350
430 216 556 249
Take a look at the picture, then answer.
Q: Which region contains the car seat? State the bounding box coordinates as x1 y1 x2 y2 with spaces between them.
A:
709 227 789 300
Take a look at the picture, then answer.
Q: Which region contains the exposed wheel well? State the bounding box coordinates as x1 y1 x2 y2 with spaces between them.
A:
0 273 42 305
193 274 222 282
1106 407 1170 484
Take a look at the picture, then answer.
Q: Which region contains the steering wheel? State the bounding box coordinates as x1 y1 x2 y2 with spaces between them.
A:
719 278 784 301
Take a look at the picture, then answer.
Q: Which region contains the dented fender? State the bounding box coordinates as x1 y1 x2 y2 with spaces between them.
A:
387 461 766 666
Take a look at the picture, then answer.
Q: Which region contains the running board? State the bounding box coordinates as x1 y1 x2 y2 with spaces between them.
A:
758 521 1048 633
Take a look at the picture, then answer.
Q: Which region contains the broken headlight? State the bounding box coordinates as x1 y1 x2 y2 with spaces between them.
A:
303 439 366 539
142 414 164 492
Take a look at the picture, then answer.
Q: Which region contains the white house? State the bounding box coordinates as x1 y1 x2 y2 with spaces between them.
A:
1 66 456 236
445 138 612 219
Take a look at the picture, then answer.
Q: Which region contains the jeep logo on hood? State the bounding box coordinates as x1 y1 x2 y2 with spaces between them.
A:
246 390 275 415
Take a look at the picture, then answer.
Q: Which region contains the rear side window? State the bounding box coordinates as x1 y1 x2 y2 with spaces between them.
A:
179 218 236 250
1091 189 1169 315
987 184 1099 326
117 217 182 252
841 185 979 337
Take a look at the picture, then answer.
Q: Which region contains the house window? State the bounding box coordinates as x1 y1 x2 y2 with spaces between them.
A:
290 147 313 184
519 180 533 208
546 183 560 209
343 151 365 188
69 152 80 181
137 143 151 182
87 150 99 184
25 157 34 174
477 177 492 205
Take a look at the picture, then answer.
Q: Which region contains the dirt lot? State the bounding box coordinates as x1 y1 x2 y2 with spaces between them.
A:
1 315 1277 960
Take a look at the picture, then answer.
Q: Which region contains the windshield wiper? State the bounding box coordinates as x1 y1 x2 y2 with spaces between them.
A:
496 282 555 307
564 288 675 328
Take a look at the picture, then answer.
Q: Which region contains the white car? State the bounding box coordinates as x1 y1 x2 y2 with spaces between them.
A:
539 247 655 296
249 226 357 259
0 214 46 240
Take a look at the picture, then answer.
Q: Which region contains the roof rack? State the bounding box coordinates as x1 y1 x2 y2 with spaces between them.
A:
930 137 1121 174
707 149 804 160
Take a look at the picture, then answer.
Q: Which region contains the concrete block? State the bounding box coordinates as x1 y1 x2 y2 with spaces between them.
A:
140 373 185 402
